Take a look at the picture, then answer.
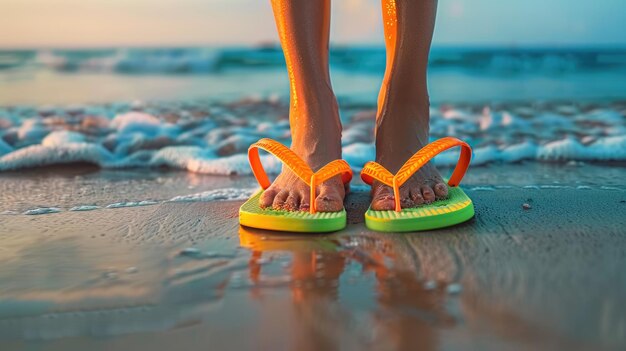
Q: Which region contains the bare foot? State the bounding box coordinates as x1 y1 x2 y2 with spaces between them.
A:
259 89 346 212
371 104 448 211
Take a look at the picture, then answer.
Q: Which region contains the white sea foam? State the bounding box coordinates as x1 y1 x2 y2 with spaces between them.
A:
23 207 62 215
42 131 86 146
69 205 101 211
538 136 626 161
168 188 255 202
1 103 625 174
342 143 375 171
106 201 158 209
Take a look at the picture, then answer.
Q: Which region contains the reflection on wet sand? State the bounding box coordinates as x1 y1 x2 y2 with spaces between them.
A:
239 226 457 351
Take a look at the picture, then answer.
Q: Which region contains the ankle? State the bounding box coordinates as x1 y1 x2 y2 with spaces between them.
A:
375 114 429 147
288 89 342 168
374 107 431 171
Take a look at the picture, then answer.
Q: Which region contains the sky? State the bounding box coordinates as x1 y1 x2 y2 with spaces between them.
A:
1 0 625 48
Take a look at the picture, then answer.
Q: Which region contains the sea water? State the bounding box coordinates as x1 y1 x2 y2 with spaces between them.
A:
1 46 626 104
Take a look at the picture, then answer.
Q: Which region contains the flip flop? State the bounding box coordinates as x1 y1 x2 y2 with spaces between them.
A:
360 137 474 232
239 138 353 233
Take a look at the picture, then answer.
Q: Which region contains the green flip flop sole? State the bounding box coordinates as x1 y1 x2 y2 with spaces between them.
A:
364 186 474 232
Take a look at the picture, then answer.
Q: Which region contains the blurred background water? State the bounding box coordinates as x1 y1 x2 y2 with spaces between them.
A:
2 0 626 106
1 46 626 105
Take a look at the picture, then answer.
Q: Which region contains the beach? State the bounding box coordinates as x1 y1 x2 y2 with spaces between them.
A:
1 46 626 350
0 164 625 350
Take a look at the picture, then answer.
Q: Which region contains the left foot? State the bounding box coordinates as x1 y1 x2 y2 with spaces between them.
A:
370 103 448 211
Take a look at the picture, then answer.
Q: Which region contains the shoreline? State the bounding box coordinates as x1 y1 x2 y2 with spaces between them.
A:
1 163 625 214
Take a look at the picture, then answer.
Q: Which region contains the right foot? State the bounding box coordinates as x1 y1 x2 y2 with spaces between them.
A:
370 102 449 211
259 90 346 212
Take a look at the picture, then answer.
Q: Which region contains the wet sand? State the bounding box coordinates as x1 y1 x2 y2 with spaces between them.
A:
1 165 626 350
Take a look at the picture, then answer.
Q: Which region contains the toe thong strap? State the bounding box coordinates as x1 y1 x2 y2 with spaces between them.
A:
360 137 472 212
248 138 353 214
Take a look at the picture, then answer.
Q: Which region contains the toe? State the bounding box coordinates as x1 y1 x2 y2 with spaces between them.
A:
410 188 424 206
371 186 396 211
400 187 413 209
260 188 278 208
284 193 300 211
299 189 311 211
433 182 448 199
315 186 344 212
272 189 289 210
421 186 436 203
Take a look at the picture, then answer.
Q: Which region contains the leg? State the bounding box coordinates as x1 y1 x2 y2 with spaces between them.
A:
260 0 345 212
371 0 447 210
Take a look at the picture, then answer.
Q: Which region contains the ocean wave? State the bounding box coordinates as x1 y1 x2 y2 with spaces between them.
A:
1 100 625 173
2 47 626 75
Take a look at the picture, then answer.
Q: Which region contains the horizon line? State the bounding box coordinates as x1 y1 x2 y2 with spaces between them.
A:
2 42 626 51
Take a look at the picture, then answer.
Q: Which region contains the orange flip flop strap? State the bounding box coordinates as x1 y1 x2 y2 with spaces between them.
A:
248 138 353 214
360 137 472 212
